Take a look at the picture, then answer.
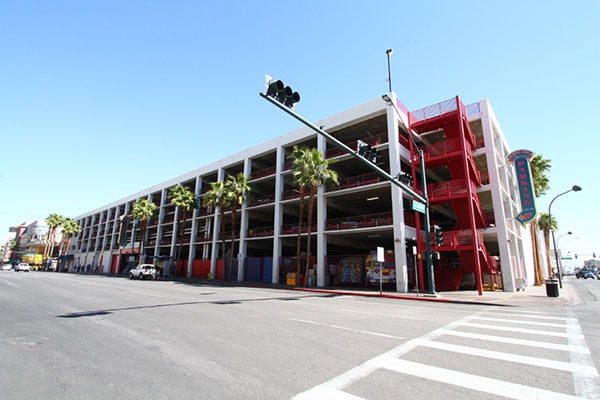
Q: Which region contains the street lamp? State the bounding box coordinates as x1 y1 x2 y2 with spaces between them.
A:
549 185 582 288
386 49 394 93
382 93 435 295
556 231 572 275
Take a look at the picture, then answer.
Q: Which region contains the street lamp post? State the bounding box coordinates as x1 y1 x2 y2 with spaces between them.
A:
549 185 582 288
385 49 394 93
382 94 435 294
555 231 572 277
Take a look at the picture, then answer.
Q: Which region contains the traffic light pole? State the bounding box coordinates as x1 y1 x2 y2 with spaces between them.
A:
260 90 435 295
259 92 427 204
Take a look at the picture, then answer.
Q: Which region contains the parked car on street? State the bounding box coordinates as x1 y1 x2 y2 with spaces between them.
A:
1 264 13 271
128 264 157 280
15 263 31 272
576 269 596 279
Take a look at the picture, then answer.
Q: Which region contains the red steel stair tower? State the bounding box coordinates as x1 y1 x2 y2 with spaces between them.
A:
409 97 497 294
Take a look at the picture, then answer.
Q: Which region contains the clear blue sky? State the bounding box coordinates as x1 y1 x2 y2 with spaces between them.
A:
1 1 598 259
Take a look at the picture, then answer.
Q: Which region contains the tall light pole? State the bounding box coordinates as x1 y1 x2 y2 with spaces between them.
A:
549 185 582 288
382 93 435 295
556 231 572 275
386 49 393 93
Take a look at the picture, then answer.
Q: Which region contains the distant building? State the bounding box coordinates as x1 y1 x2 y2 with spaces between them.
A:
71 93 544 293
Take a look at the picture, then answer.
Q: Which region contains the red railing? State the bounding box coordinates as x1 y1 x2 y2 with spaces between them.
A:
331 172 383 191
247 226 274 238
280 224 309 235
326 212 393 231
247 195 275 207
251 166 276 180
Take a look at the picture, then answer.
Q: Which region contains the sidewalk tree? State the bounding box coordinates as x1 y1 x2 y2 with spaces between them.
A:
529 154 551 285
168 185 198 275
289 146 310 277
44 213 65 262
203 181 231 279
538 212 557 277
132 198 157 263
290 146 338 285
225 173 252 263
60 218 81 270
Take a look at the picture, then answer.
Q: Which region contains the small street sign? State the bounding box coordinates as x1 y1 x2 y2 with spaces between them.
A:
412 200 426 214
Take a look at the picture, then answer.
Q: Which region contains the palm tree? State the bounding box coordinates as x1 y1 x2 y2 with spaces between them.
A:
60 218 81 271
225 173 252 261
168 185 198 275
44 213 65 265
529 154 551 285
290 147 339 285
131 199 157 263
538 212 557 277
203 181 231 279
289 146 311 277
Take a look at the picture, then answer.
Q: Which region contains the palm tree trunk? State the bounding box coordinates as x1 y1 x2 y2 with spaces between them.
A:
138 220 147 264
543 230 553 276
304 185 317 287
231 203 238 279
530 221 544 285
296 186 305 277
176 211 187 276
219 208 227 280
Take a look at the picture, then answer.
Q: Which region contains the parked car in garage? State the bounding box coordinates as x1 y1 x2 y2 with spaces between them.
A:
15 263 31 272
576 269 596 279
128 264 157 280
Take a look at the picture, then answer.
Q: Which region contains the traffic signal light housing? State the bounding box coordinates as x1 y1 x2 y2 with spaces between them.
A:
265 79 300 108
396 171 413 186
434 225 443 246
357 140 381 163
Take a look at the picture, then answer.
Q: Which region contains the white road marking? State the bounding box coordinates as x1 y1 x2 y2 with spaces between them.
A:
484 311 576 322
437 328 590 354
473 316 570 328
420 339 598 377
459 322 584 338
289 318 404 339
292 308 598 400
566 313 600 399
383 358 583 400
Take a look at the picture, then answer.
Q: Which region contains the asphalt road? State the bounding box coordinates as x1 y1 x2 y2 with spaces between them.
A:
1 272 599 399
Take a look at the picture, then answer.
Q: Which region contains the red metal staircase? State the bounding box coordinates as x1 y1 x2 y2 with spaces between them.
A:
409 97 496 293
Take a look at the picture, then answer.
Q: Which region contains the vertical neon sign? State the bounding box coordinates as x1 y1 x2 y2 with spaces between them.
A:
508 150 537 224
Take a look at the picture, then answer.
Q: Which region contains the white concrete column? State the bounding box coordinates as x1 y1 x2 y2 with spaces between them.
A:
272 144 285 284
385 94 409 293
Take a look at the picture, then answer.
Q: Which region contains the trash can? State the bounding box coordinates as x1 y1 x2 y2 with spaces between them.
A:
286 272 297 286
545 279 559 297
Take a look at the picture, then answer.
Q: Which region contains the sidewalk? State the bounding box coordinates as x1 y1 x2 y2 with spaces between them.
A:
289 280 574 306
179 277 574 307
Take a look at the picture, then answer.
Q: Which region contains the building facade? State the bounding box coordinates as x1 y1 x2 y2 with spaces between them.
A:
70 93 544 293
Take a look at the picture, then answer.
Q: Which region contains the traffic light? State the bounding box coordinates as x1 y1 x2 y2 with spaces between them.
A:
396 171 413 186
357 140 381 163
434 225 443 246
265 79 300 108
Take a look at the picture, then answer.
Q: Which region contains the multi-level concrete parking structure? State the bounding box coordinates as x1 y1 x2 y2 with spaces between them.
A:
71 93 540 293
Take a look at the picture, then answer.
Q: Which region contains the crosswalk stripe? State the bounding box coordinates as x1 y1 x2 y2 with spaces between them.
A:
485 312 576 322
383 358 583 400
459 322 584 338
437 328 590 354
473 316 570 328
420 339 598 377
293 385 366 400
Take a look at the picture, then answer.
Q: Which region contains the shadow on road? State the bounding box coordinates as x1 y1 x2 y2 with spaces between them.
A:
56 293 338 318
